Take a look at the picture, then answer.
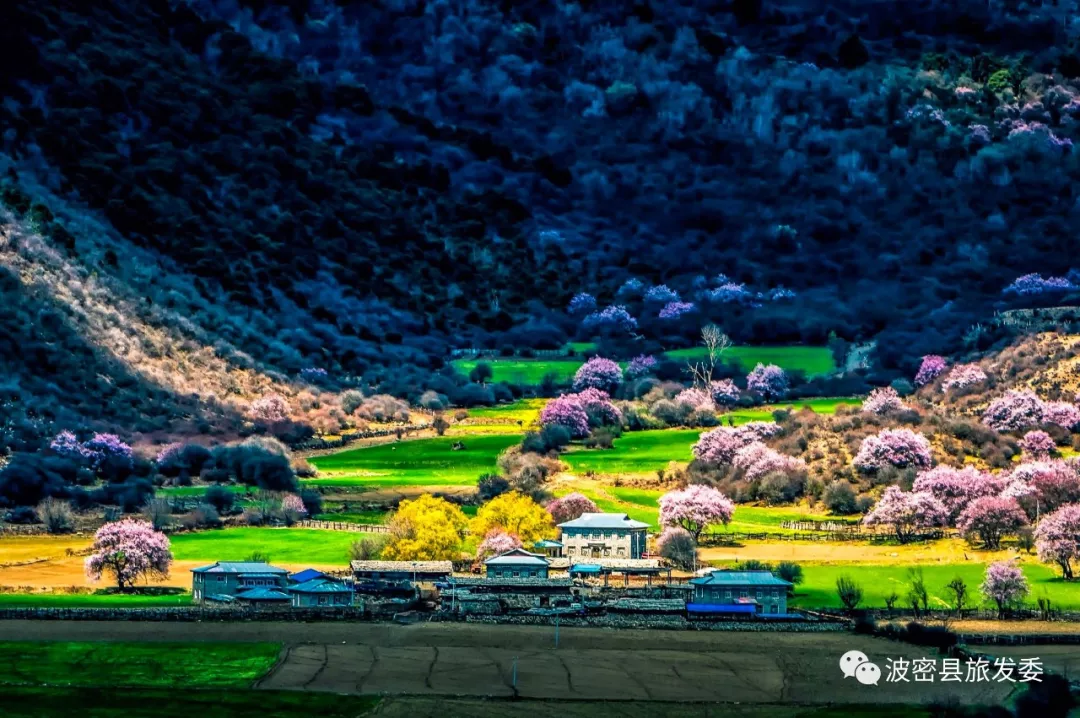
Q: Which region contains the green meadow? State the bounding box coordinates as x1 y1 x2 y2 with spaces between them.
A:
0 642 280 688
171 527 359 565
452 345 836 384
453 398 546 433
561 429 701 476
307 434 519 487
787 562 1080 611
0 591 191 608
722 397 862 424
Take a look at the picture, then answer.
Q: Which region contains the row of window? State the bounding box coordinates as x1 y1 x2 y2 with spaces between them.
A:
703 587 783 600
565 531 636 540
566 547 626 557
492 569 545 578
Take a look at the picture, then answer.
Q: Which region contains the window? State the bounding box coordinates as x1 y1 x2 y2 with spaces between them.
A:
512 571 520 577
724 589 732 600
319 595 328 606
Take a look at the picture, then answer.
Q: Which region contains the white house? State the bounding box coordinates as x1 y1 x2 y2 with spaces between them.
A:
557 513 649 559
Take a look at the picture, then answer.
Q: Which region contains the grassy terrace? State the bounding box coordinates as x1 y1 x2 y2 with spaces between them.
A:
0 591 191 608
171 527 359 565
452 345 837 384
307 434 519 487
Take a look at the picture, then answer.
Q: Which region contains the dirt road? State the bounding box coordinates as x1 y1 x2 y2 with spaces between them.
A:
1 620 1034 705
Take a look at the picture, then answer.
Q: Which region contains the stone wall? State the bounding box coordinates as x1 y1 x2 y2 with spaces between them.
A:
456 613 850 632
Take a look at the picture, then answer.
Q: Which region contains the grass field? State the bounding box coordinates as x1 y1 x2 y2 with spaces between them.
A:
787 562 1080 611
0 641 280 688
171 527 357 565
0 591 191 607
452 399 546 434
307 434 519 487
453 345 836 384
722 397 861 424
561 429 701 476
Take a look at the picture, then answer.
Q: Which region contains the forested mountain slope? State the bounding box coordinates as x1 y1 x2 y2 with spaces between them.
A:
3 0 1080 444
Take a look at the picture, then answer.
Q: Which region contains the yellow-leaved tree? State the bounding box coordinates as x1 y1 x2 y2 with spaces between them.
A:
381 495 468 561
469 492 555 546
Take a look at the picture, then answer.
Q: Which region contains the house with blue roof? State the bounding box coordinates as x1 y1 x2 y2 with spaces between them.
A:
191 561 289 604
288 578 354 608
557 513 648 559
484 548 550 579
688 570 792 616
289 568 329 585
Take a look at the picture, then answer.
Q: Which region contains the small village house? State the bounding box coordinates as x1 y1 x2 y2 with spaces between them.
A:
484 548 550 579
190 561 289 604
288 577 354 608
557 513 649 559
350 560 453 583
687 570 792 616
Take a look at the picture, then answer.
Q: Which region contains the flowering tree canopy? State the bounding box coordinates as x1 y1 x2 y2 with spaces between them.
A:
710 379 740 405
745 363 788 400
1003 273 1074 295
983 390 1045 432
567 292 597 315
476 529 523 560
572 356 623 392
1045 401 1080 431
573 388 623 427
912 465 1003 522
383 495 468 561
853 429 933 472
281 494 308 517
659 301 696 319
981 561 1029 616
85 519 172 590
644 284 680 303
658 485 735 540
546 492 599 525
1019 430 1057 459
862 387 904 414
1034 504 1080 579
956 496 1028 549
674 387 714 411
625 354 657 379
862 486 949 542
914 355 947 386
250 394 289 423
732 442 806 481
941 364 988 391
1010 460 1080 514
470 492 555 546
582 305 638 333
539 394 591 438
691 425 776 466
49 430 84 458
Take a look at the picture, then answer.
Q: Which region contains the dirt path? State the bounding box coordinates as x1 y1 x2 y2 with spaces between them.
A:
0 621 1024 704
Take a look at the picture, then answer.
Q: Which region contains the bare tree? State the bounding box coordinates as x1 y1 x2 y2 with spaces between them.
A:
686 324 732 389
945 576 969 617
37 497 74 534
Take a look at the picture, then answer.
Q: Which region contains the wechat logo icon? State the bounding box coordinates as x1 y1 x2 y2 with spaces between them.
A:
840 650 881 686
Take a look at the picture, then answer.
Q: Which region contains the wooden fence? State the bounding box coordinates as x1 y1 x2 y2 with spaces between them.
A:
700 529 952 545
294 520 390 534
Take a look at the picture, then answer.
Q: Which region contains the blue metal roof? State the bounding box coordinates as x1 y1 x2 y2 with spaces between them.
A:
558 512 650 530
289 579 352 594
569 564 605 574
689 570 792 587
289 568 327 584
687 603 757 614
235 588 291 601
534 540 564 548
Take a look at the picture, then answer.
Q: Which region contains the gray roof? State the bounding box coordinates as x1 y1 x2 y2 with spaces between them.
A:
191 562 288 575
549 557 661 570
689 570 793 587
289 578 352 594
557 512 650 530
450 577 574 588
484 548 550 566
350 560 453 574
534 539 563 548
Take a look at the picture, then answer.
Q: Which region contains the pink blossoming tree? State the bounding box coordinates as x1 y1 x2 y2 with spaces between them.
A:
84 519 172 590
941 364 988 391
1034 504 1080 579
862 387 904 414
956 496 1028 549
853 429 934 472
710 379 740 405
250 394 289 423
912 465 1004 523
625 355 657 380
982 390 1045 432
732 443 806 482
573 388 623 427
658 485 735 540
914 355 947 386
1045 401 1080 431
745 363 788 400
1010 461 1080 515
572 357 623 393
862 486 949 542
674 387 715 411
981 561 1029 617
1019 430 1057 459
546 492 599 525
476 529 523 560
655 526 697 570
540 395 591 438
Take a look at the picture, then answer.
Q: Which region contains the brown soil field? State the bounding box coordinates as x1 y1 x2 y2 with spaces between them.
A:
1 621 1021 705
